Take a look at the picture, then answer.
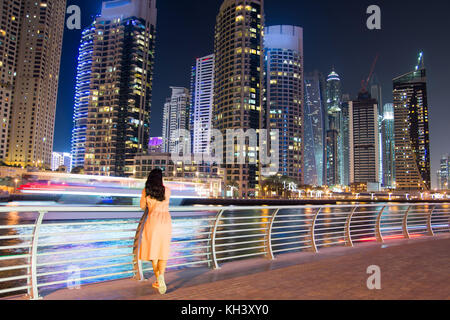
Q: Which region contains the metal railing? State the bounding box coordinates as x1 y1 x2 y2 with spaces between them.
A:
0 203 449 299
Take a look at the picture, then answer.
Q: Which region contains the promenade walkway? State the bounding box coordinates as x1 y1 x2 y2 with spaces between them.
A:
7 234 450 300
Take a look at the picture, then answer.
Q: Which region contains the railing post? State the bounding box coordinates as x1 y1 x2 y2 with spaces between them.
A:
210 209 224 270
345 206 357 247
402 205 412 239
427 205 436 236
27 210 45 300
375 206 386 243
265 209 279 260
310 207 322 253
132 208 148 281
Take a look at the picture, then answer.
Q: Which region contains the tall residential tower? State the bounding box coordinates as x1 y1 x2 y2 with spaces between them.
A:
190 54 215 156
304 71 326 186
70 23 95 170
162 87 190 154
83 0 157 177
393 53 430 191
6 0 66 168
265 25 304 185
213 0 265 198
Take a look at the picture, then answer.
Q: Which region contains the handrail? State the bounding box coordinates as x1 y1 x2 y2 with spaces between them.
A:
0 202 449 299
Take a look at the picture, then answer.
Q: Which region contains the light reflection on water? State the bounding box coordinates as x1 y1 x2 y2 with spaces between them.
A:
1 203 448 298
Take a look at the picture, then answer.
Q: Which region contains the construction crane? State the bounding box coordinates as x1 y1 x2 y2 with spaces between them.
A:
361 54 379 92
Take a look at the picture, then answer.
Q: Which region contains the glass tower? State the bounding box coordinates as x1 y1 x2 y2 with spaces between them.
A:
393 55 430 191
381 103 395 188
265 25 304 185
71 24 95 171
6 0 66 168
162 87 190 154
84 0 157 177
190 54 215 156
213 0 264 198
304 71 325 186
325 70 343 186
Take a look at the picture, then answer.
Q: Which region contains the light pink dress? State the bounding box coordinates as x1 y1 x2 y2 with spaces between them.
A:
139 187 172 261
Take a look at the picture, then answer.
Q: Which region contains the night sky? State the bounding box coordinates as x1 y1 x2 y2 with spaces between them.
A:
55 0 450 187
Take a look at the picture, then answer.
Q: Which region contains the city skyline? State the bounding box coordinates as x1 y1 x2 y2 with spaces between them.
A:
39 0 450 188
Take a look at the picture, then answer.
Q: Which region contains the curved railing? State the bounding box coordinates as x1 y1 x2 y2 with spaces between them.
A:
0 203 449 299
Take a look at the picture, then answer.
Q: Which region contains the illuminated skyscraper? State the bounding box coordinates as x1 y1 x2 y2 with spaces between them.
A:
265 25 304 185
325 69 343 186
393 53 430 191
6 0 66 168
83 0 157 177
437 155 449 190
71 24 95 170
304 71 325 186
162 87 190 154
349 91 379 185
190 54 214 156
381 103 395 188
213 0 264 198
0 0 22 161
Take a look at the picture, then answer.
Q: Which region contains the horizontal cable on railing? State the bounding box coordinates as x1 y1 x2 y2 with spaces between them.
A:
273 245 311 253
271 229 309 236
36 253 133 267
0 253 31 261
272 234 310 241
171 238 210 245
0 285 31 295
36 237 134 248
0 274 30 283
272 240 310 248
216 245 266 255
37 244 133 258
168 252 211 260
0 224 36 230
0 243 31 250
0 234 33 240
38 229 137 237
37 262 133 278
37 270 135 289
216 251 266 261
218 221 270 228
215 239 265 248
0 264 30 272
215 227 268 234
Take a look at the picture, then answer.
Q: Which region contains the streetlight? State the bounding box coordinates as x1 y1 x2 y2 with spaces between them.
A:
14 178 19 194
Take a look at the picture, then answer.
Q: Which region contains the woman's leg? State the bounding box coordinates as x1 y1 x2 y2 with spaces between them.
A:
157 260 167 276
151 260 159 281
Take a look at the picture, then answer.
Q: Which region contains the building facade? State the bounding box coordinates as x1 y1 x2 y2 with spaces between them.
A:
162 87 190 154
265 25 304 185
437 155 449 190
6 0 66 168
213 0 265 198
190 54 215 156
84 0 157 177
71 24 95 170
349 91 379 186
393 60 430 191
51 152 72 172
325 69 343 186
381 103 395 188
304 71 325 186
0 0 22 161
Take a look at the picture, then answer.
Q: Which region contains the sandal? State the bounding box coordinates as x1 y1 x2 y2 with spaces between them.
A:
157 275 167 294
152 282 159 289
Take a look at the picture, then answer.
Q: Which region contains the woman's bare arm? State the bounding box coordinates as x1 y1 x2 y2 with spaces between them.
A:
140 189 147 210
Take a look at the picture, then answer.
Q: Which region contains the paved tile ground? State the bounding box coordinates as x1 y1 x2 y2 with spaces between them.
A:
6 235 450 300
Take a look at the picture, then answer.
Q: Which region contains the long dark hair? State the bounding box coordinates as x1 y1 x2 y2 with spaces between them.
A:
145 168 165 202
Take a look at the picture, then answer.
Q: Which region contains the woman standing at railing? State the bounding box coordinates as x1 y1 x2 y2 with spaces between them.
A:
139 168 172 294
